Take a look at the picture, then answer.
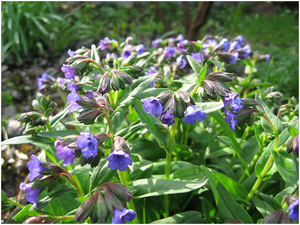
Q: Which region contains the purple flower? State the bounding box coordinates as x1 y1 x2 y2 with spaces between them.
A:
67 92 82 113
99 37 117 50
27 155 46 182
203 38 218 49
238 44 252 59
235 35 244 46
61 64 76 80
59 78 67 87
145 66 157 87
86 90 94 99
19 183 40 207
67 49 76 57
219 38 230 51
77 133 98 158
106 53 117 59
55 140 76 166
288 199 299 221
176 34 184 42
67 81 79 93
230 41 242 51
222 93 243 112
264 54 271 62
152 38 162 47
229 52 239 64
164 46 176 58
161 109 175 126
191 52 204 64
224 109 238 131
141 97 163 118
121 48 132 59
177 39 188 52
136 44 145 54
107 150 133 172
112 207 136 224
168 37 175 44
37 73 54 89
184 105 206 124
176 55 187 69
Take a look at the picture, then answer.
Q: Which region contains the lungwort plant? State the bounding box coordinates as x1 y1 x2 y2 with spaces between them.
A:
1 33 298 224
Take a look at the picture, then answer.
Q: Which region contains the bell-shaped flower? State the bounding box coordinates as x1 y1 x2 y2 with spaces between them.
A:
107 150 133 172
61 64 76 80
224 109 238 131
27 155 46 181
55 140 76 166
152 38 162 47
67 92 83 113
222 93 244 112
141 97 163 118
112 207 136 224
161 109 175 126
184 105 206 124
67 49 76 57
19 183 40 207
176 55 187 69
288 199 299 221
77 133 99 158
191 52 204 64
136 44 145 55
164 46 176 58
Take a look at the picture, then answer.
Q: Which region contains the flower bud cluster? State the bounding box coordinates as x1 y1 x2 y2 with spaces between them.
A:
141 90 206 126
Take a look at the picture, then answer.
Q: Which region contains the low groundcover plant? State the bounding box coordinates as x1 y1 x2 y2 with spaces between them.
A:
1 33 298 224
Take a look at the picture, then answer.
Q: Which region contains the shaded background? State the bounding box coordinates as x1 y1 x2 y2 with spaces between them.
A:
1 1 299 222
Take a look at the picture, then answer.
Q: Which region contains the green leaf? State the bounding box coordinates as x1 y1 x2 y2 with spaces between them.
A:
130 139 165 161
202 166 253 223
1 189 8 202
197 64 208 85
186 55 201 74
133 88 169 100
89 159 116 192
49 107 69 127
195 101 224 114
252 196 275 218
172 166 205 181
255 149 277 178
39 130 80 139
129 178 208 198
151 211 202 224
152 161 195 175
13 204 40 222
207 60 225 71
115 123 146 141
1 135 52 148
287 126 298 137
271 150 298 186
133 99 168 150
130 164 153 181
91 44 100 64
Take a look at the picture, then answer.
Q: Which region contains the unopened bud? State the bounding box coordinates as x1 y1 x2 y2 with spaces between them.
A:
122 53 137 66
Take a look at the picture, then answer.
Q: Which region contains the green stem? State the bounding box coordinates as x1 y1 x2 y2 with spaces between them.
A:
190 84 199 97
45 121 52 131
114 90 119 106
164 118 179 218
63 172 84 198
184 124 191 146
239 126 250 145
105 115 114 137
229 151 236 168
67 164 85 197
7 199 24 209
109 90 115 109
56 215 75 221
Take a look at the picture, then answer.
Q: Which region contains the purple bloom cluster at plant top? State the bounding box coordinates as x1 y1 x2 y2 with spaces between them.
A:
77 133 99 158
27 155 46 181
121 48 132 59
164 46 176 58
107 150 133 172
112 207 136 224
289 199 299 221
68 49 76 57
19 183 40 207
37 73 54 89
141 97 163 118
55 140 76 166
136 44 145 55
67 92 82 113
161 109 175 126
61 64 76 80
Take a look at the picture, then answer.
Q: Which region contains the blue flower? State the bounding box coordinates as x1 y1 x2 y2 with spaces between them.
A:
164 46 176 58
136 44 145 54
61 64 76 80
161 109 175 126
177 39 188 52
121 48 132 59
145 67 157 87
67 81 79 93
191 52 204 64
176 55 187 69
176 34 184 42
77 133 98 158
222 93 243 112
67 92 82 113
67 49 76 57
235 35 244 46
289 199 299 221
230 41 242 51
219 38 230 51
99 37 117 50
152 38 162 47
264 54 271 62
168 37 175 44
27 155 46 181
229 52 239 64
224 109 238 131
107 150 133 172
238 44 252 59
141 97 163 118
19 183 40 207
184 105 206 124
55 140 76 166
112 207 136 224
37 73 54 89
